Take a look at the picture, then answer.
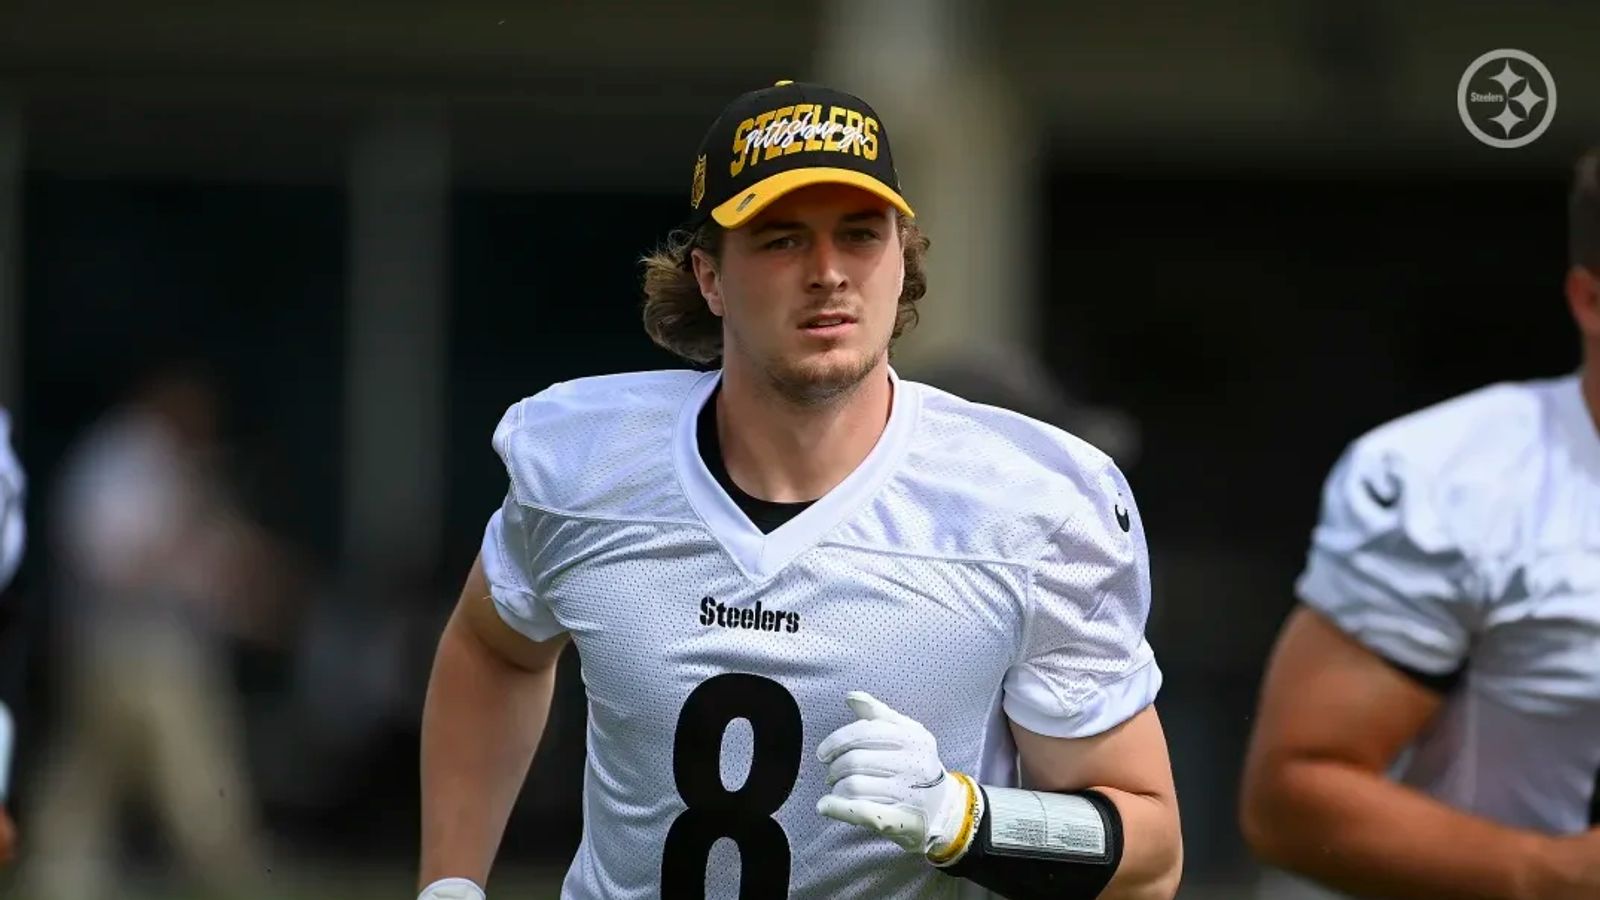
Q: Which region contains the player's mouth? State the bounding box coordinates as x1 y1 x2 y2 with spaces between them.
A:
800 312 858 338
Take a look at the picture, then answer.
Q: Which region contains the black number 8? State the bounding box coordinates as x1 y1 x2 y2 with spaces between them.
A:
660 673 803 898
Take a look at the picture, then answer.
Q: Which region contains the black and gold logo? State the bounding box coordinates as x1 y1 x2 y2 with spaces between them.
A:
690 154 708 209
728 103 879 178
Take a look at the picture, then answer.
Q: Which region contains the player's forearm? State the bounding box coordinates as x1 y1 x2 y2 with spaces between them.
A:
1093 786 1182 900
1241 757 1555 900
419 611 557 889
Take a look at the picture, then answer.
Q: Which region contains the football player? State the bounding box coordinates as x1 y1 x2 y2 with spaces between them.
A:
1239 148 1600 899
418 81 1182 900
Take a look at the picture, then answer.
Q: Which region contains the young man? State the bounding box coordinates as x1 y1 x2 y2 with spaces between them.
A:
419 81 1181 900
1239 149 1600 899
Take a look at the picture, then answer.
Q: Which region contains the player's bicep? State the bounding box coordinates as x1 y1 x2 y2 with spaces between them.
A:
1010 705 1175 800
458 555 568 673
1245 605 1442 775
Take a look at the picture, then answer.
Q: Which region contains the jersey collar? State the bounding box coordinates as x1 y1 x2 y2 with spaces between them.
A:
672 366 920 581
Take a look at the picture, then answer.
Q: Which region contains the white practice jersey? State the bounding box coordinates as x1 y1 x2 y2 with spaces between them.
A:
480 368 1161 900
0 408 23 592
1262 374 1600 900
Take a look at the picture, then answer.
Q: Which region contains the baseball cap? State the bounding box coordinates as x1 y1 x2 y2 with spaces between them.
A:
684 80 915 229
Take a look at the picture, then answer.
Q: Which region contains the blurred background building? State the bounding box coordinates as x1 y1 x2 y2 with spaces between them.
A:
0 0 1595 896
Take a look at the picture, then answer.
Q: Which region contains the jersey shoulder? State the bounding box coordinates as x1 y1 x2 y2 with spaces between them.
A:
844 381 1133 563
1324 378 1567 562
493 369 707 521
1348 380 1549 482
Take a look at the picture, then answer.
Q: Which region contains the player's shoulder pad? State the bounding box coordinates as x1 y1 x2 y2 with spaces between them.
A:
1327 381 1546 552
492 369 706 516
890 382 1139 561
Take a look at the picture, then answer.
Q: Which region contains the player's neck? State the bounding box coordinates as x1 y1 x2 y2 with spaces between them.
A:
714 360 894 504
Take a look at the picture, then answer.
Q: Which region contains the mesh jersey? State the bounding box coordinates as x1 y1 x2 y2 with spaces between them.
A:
480 368 1161 900
1263 375 1600 899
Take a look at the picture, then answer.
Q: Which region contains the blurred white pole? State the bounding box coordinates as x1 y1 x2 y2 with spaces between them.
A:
0 94 22 408
343 99 450 577
817 0 1036 369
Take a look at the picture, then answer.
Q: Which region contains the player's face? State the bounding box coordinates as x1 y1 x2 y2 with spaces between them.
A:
703 184 904 405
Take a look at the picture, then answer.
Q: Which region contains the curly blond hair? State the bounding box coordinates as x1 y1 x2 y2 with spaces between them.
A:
640 216 930 365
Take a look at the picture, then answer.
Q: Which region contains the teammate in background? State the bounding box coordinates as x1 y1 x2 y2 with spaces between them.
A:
0 407 25 867
418 82 1181 899
1239 148 1600 899
25 369 275 900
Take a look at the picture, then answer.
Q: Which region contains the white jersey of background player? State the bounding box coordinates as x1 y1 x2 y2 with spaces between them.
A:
0 407 25 866
1242 149 1600 900
0 409 21 592
418 81 1182 900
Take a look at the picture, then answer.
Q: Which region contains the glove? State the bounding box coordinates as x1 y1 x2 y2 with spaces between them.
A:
417 877 485 900
815 691 983 864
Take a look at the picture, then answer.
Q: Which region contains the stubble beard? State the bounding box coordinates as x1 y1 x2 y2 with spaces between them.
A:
760 340 888 408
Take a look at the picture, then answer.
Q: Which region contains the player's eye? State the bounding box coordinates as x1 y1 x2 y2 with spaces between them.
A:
842 227 881 244
762 235 799 251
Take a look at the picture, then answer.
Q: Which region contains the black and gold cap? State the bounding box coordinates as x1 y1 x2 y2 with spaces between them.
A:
685 80 914 229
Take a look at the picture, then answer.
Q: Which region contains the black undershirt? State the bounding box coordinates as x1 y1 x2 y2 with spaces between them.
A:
697 388 816 534
1385 657 1467 695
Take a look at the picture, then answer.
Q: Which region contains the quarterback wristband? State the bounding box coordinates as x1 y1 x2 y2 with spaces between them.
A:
938 785 1123 899
417 877 486 900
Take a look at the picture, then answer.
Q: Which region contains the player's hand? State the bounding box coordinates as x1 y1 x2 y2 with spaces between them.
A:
417 877 485 900
0 803 16 868
815 691 979 861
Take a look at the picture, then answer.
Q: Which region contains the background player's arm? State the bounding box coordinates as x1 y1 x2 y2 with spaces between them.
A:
419 555 568 891
1240 606 1600 900
1010 705 1181 900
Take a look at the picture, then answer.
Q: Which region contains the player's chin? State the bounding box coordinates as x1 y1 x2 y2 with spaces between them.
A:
796 340 878 373
769 346 874 397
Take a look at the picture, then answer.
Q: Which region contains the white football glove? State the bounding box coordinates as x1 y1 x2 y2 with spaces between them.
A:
815 691 982 863
417 877 485 900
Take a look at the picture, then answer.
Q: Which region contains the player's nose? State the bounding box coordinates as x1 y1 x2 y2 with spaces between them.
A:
805 239 848 294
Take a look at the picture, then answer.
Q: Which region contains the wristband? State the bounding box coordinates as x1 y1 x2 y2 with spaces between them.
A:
982 785 1116 864
928 771 985 866
939 786 1124 899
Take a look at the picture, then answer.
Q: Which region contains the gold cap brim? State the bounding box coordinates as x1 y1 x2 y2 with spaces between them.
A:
710 167 915 228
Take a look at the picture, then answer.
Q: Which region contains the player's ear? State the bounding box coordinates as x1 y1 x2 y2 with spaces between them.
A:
1565 265 1600 339
691 248 726 317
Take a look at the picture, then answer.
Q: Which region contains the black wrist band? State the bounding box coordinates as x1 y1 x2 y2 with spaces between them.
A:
939 786 1124 899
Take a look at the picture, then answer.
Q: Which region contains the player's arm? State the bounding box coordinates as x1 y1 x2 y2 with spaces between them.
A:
1243 435 1600 900
948 458 1178 900
818 458 1178 898
418 555 568 899
1004 706 1181 899
1240 606 1599 900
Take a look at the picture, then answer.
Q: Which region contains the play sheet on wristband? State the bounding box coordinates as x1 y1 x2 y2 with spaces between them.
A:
984 787 1107 860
